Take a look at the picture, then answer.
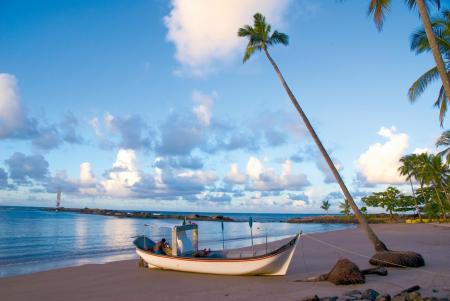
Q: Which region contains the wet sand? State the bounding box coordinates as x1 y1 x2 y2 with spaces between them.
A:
2 224 450 301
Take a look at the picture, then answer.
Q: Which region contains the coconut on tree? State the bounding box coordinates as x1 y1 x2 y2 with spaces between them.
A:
238 13 424 267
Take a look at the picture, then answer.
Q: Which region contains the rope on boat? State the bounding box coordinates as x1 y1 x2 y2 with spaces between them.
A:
300 233 450 281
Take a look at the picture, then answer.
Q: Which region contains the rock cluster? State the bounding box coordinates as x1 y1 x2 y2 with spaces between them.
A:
300 286 449 301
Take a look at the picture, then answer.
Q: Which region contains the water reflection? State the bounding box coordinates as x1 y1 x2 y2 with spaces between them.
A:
0 207 354 278
74 217 87 249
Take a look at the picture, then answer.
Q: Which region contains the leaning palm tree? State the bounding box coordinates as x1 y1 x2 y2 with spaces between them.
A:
408 10 450 126
239 13 424 267
436 130 450 163
367 0 450 118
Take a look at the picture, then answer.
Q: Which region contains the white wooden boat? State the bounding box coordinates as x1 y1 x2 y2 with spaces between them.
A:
134 224 300 276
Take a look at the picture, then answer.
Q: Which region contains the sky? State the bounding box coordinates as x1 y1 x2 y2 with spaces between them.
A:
0 0 449 213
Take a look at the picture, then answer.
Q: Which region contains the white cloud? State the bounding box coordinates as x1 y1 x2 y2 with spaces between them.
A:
192 90 216 126
101 149 141 197
80 162 95 184
79 162 97 195
356 126 408 185
246 156 263 180
245 157 309 191
292 200 307 207
224 163 247 184
164 0 291 74
0 73 25 137
176 169 217 184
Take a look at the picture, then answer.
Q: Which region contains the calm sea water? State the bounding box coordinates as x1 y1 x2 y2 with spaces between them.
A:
0 206 353 278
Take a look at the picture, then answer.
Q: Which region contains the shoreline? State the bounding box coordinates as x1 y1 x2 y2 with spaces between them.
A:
2 224 449 300
43 206 426 224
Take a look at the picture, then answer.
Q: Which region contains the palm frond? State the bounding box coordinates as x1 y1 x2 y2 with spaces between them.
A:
243 44 258 63
238 25 254 37
368 0 391 31
410 29 430 54
253 13 266 33
268 31 289 46
405 0 440 11
436 130 450 147
410 10 450 55
408 66 439 102
434 85 448 126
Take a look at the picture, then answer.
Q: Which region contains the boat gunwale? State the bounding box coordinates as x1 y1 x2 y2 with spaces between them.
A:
135 234 298 263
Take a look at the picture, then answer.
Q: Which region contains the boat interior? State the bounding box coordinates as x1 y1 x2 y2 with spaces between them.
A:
133 234 297 260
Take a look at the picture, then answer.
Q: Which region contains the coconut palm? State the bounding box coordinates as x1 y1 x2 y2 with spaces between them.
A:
398 154 423 218
367 0 450 117
436 130 450 163
422 155 448 220
408 10 450 126
339 201 351 216
321 200 331 214
424 154 450 209
238 13 388 252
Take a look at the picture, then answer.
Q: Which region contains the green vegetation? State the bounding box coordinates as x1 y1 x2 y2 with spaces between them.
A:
321 200 331 214
339 201 351 216
365 153 450 221
362 187 417 219
360 207 368 215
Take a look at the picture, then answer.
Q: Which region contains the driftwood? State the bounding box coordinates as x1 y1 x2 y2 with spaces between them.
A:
361 266 388 276
297 259 388 285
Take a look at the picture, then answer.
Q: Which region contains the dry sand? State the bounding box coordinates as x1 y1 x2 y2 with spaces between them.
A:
1 224 450 301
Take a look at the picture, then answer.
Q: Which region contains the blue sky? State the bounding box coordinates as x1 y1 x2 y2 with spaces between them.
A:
0 0 448 213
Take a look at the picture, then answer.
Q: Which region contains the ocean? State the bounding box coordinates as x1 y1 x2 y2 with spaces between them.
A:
0 206 353 278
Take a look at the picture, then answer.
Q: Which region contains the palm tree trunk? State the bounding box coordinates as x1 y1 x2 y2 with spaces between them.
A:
432 185 446 222
409 178 422 221
416 0 450 117
262 47 388 252
438 182 450 208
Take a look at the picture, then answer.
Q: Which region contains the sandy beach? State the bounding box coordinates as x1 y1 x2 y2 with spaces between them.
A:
2 224 450 301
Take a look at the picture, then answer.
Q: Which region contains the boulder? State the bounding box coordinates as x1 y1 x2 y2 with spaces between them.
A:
326 259 365 285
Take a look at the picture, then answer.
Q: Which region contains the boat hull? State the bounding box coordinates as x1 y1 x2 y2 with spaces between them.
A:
136 234 299 276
